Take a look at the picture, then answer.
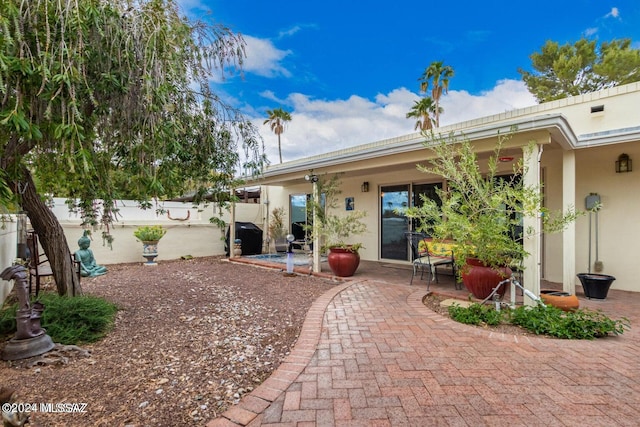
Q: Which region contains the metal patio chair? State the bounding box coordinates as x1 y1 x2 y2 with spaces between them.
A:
405 231 456 291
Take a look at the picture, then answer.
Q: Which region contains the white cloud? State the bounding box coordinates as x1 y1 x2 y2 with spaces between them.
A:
252 79 536 163
241 35 292 78
278 25 302 39
605 7 620 19
584 27 598 37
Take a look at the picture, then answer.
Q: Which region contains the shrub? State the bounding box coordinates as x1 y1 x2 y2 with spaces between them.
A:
133 225 167 242
445 300 630 339
448 302 504 326
0 292 118 344
509 303 629 339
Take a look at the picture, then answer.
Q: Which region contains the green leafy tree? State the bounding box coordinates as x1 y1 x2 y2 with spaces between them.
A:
519 37 640 102
406 97 441 131
263 107 292 163
418 61 454 127
0 0 265 296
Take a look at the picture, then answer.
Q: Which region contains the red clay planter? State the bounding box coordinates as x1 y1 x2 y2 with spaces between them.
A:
327 247 360 277
461 258 511 300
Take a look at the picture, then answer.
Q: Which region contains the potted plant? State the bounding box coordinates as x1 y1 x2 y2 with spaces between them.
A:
404 130 580 299
268 207 288 252
133 225 167 265
307 175 367 277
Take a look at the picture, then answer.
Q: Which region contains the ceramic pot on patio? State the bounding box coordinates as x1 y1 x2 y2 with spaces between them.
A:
461 258 511 300
577 273 616 299
327 247 360 277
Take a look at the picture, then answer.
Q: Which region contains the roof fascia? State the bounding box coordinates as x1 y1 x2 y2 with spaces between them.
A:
250 114 578 183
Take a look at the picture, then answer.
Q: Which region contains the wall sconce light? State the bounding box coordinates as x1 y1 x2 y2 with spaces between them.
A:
361 181 369 192
615 153 632 173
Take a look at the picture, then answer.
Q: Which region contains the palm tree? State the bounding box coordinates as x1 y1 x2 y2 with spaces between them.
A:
406 97 438 131
418 61 454 127
263 107 292 163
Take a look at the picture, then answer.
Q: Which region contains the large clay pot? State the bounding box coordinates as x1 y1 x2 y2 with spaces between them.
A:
461 258 511 300
327 247 360 277
577 273 616 300
539 290 579 311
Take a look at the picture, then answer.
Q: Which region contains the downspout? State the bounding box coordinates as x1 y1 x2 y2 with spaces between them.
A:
312 180 320 273
229 187 236 258
538 145 544 292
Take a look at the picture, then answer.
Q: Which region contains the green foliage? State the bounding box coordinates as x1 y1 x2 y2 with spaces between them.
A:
509 304 630 339
263 108 292 164
448 303 504 326
407 61 453 131
403 130 581 275
519 37 640 103
417 61 454 128
446 300 629 339
306 175 367 253
406 97 439 131
133 225 167 242
0 293 118 344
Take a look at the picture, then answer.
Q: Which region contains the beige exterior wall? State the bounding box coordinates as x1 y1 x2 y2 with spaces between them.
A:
52 198 264 265
0 217 18 303
540 142 640 292
573 143 640 292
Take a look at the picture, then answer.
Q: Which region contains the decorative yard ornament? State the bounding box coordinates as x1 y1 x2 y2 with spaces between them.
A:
1 265 55 360
75 231 107 277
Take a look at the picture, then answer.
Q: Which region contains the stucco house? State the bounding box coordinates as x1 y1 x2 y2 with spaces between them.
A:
246 82 640 295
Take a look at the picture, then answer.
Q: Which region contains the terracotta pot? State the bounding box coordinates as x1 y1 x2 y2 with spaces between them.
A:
461 258 511 300
327 247 360 277
539 290 579 312
577 273 616 300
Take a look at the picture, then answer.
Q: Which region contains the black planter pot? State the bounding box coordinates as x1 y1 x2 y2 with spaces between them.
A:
577 273 616 300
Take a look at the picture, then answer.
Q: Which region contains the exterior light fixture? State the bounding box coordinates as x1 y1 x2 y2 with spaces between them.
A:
361 181 369 192
615 153 632 173
304 174 318 183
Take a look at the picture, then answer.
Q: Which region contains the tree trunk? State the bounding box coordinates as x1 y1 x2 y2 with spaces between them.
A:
12 167 82 296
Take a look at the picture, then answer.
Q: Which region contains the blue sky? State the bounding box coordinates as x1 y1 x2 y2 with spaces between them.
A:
179 0 640 164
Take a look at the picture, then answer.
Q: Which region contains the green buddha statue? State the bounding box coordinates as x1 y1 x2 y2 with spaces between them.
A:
75 232 107 277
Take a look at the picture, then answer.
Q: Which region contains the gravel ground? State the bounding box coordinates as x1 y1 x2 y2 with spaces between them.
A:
0 256 336 427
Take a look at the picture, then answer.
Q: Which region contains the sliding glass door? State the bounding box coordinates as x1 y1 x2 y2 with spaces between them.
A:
379 182 443 261
380 185 409 260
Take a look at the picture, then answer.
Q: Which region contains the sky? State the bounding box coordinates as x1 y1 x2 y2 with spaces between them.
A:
178 0 640 165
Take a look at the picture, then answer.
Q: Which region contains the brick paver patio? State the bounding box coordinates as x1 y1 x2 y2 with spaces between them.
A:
208 260 640 426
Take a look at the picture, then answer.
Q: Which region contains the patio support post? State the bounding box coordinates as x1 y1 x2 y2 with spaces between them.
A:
562 150 577 295
229 188 236 258
312 180 321 273
522 144 541 305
